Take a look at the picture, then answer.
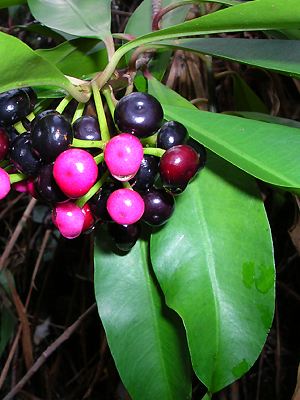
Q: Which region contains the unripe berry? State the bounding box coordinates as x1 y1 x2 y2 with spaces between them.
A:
104 133 144 181
107 188 145 225
0 167 10 199
52 201 84 239
53 148 98 198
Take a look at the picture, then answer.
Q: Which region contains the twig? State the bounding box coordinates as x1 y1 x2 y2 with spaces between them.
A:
2 304 97 400
0 198 37 271
0 193 25 220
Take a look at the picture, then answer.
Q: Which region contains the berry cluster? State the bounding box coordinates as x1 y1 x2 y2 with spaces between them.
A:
0 88 206 250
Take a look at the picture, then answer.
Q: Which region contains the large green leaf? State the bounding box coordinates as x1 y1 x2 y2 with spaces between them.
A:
0 32 87 101
158 38 300 80
163 104 300 190
94 233 191 400
227 111 300 129
151 155 275 392
37 39 107 78
27 0 112 40
232 74 268 113
148 78 195 109
0 0 26 7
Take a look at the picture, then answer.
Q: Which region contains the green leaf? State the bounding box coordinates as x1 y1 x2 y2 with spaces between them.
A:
37 39 107 78
151 155 275 392
0 307 16 356
27 0 112 40
0 0 26 8
226 111 300 129
232 74 268 113
121 0 300 53
163 104 300 190
158 38 300 80
94 233 192 400
0 32 88 102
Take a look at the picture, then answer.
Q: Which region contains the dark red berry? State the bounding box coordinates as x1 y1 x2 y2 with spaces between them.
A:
81 203 95 232
159 145 200 190
10 133 42 176
35 164 67 204
142 188 175 226
0 88 32 125
31 113 73 163
157 121 189 150
130 155 159 191
114 92 163 138
187 138 207 171
108 222 141 252
0 127 9 160
73 116 101 141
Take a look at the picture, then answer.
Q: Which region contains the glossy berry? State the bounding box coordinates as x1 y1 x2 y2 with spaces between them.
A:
0 88 32 125
157 121 189 150
107 188 145 225
104 133 144 181
5 126 19 144
73 116 101 141
10 133 42 176
0 167 11 199
35 164 67 204
81 203 95 232
31 109 59 132
0 128 9 160
114 92 163 138
142 189 175 226
53 148 98 198
159 145 200 191
130 155 159 191
13 178 36 197
89 181 122 222
31 113 73 163
108 222 141 252
187 137 207 171
21 87 37 108
53 201 84 239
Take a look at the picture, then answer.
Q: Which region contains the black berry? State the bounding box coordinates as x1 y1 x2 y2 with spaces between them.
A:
108 223 141 252
35 164 67 204
31 113 73 163
10 133 42 176
142 188 175 226
114 92 163 138
157 121 189 150
73 116 101 141
0 88 32 126
130 155 159 191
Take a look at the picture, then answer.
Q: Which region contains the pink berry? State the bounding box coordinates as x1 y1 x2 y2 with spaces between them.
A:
107 188 145 225
81 203 94 232
0 167 11 199
52 201 84 239
104 133 143 181
0 128 9 161
12 178 36 197
53 148 98 198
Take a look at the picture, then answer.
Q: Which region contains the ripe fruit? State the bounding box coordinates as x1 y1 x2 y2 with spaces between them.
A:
0 167 10 199
159 144 200 191
157 121 189 150
53 148 98 198
21 87 37 109
81 203 95 232
106 188 145 225
114 92 163 137
10 133 42 176
104 133 143 181
31 109 59 131
53 201 84 239
108 223 141 252
142 189 175 226
31 113 73 163
35 164 67 204
0 128 9 160
73 116 101 141
0 88 33 125
130 155 159 191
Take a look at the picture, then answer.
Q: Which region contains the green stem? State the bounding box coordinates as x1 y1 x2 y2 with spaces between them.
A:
143 147 165 157
71 102 86 124
9 173 27 184
140 133 157 147
72 138 105 149
56 95 73 114
92 82 110 142
14 121 26 134
102 87 116 119
26 112 35 122
94 153 104 165
0 160 9 168
76 170 109 208
122 181 132 189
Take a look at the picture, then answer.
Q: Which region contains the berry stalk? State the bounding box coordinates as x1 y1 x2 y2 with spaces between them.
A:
76 170 109 208
143 147 165 157
92 82 110 142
